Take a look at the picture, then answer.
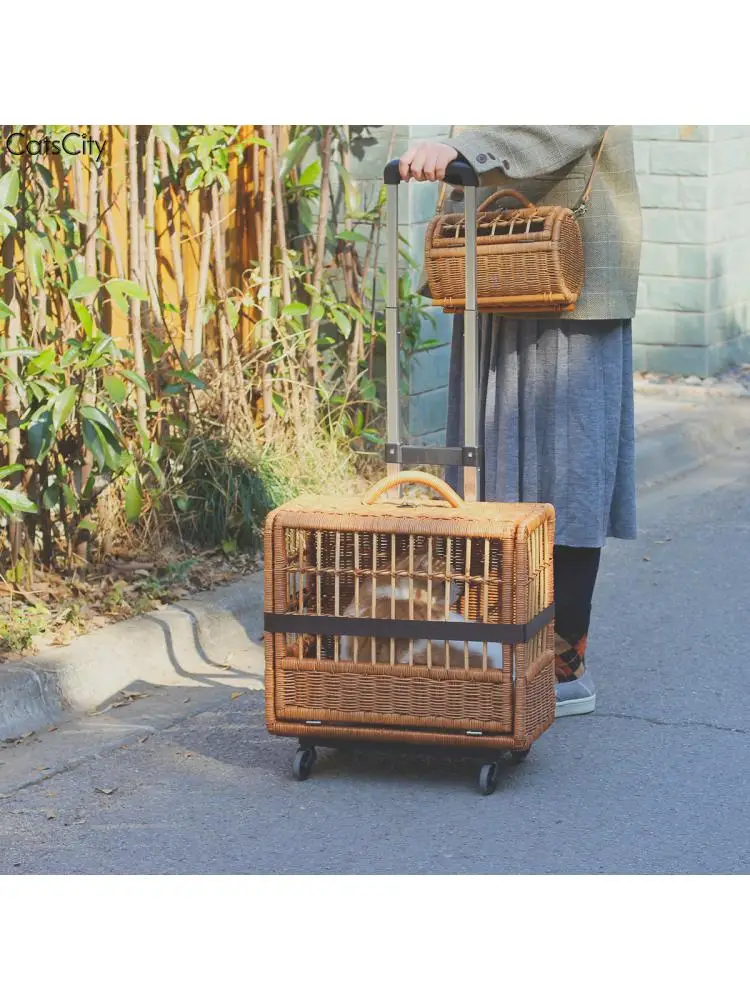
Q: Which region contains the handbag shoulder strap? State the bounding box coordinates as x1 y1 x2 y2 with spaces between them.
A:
572 128 608 217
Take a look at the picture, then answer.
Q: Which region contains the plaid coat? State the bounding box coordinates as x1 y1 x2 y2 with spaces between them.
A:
441 125 642 321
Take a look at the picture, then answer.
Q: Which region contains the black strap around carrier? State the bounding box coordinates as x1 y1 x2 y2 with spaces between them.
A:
265 602 554 646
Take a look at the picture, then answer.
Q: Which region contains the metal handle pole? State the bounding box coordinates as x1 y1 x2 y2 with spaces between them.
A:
382 158 480 496
385 183 400 481
462 185 479 502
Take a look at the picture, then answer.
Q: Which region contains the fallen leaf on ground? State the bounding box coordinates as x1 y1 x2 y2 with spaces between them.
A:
89 691 151 715
643 555 651 561
46 812 56 820
230 691 245 700
94 787 117 795
138 734 150 744
112 691 151 707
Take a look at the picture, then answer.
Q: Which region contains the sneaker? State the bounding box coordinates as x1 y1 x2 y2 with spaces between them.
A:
555 669 596 718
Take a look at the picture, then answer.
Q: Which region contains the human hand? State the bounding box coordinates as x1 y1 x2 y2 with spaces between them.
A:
399 141 459 182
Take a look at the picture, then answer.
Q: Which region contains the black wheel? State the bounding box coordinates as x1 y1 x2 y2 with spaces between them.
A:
510 748 531 764
292 747 316 781
478 762 498 796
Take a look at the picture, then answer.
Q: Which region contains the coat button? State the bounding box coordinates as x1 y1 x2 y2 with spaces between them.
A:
476 153 488 164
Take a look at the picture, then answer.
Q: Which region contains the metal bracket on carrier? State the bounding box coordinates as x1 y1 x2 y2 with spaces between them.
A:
384 443 483 469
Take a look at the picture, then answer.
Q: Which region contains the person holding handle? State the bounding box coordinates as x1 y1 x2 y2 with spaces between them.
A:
399 126 642 717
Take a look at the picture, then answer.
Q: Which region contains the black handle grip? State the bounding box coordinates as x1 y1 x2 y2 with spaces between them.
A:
383 157 478 187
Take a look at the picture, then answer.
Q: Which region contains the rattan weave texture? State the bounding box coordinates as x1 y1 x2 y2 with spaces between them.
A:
264 473 555 752
425 190 584 314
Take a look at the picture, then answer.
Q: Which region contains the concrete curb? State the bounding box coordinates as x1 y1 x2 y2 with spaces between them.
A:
0 575 266 742
634 389 750 488
2 388 750 742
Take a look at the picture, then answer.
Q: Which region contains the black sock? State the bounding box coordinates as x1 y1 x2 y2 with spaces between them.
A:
553 545 601 680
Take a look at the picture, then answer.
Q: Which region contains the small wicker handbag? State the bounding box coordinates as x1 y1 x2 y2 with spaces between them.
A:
424 132 607 314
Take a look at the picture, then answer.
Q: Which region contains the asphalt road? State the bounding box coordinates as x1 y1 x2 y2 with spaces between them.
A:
2 444 749 874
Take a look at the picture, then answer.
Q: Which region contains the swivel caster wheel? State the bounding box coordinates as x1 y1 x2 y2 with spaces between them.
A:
510 748 531 764
292 746 317 781
478 762 498 796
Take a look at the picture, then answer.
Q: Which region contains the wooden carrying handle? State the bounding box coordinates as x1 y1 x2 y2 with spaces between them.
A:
362 471 464 508
478 188 534 212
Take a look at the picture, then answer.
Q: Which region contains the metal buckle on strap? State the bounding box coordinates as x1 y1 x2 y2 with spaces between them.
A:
572 202 587 220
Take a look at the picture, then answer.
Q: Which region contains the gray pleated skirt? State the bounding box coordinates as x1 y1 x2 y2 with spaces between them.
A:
445 315 637 548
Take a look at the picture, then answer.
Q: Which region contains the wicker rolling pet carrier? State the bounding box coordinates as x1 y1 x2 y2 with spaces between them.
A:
264 159 556 795
424 133 606 315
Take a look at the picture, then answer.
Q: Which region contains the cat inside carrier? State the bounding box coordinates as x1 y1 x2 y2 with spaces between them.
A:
284 528 506 671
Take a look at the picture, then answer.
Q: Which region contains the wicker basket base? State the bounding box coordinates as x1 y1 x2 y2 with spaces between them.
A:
268 653 555 754
269 720 534 753
276 658 513 734
440 300 577 315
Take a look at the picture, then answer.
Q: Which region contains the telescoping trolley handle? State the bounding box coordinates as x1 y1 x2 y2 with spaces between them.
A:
382 158 481 502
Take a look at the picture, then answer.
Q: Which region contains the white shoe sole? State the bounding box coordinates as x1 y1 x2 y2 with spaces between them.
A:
555 691 596 718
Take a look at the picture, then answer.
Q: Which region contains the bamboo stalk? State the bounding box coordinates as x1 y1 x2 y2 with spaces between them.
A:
144 127 161 322
102 168 126 280
137 127 150 331
307 126 333 410
268 125 306 439
33 287 47 342
215 193 246 412
259 127 274 442
268 126 292 308
84 126 100 286
211 182 232 420
344 243 362 396
192 190 213 358
76 125 101 558
251 138 262 260
128 125 147 435
156 136 186 340
72 152 84 245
